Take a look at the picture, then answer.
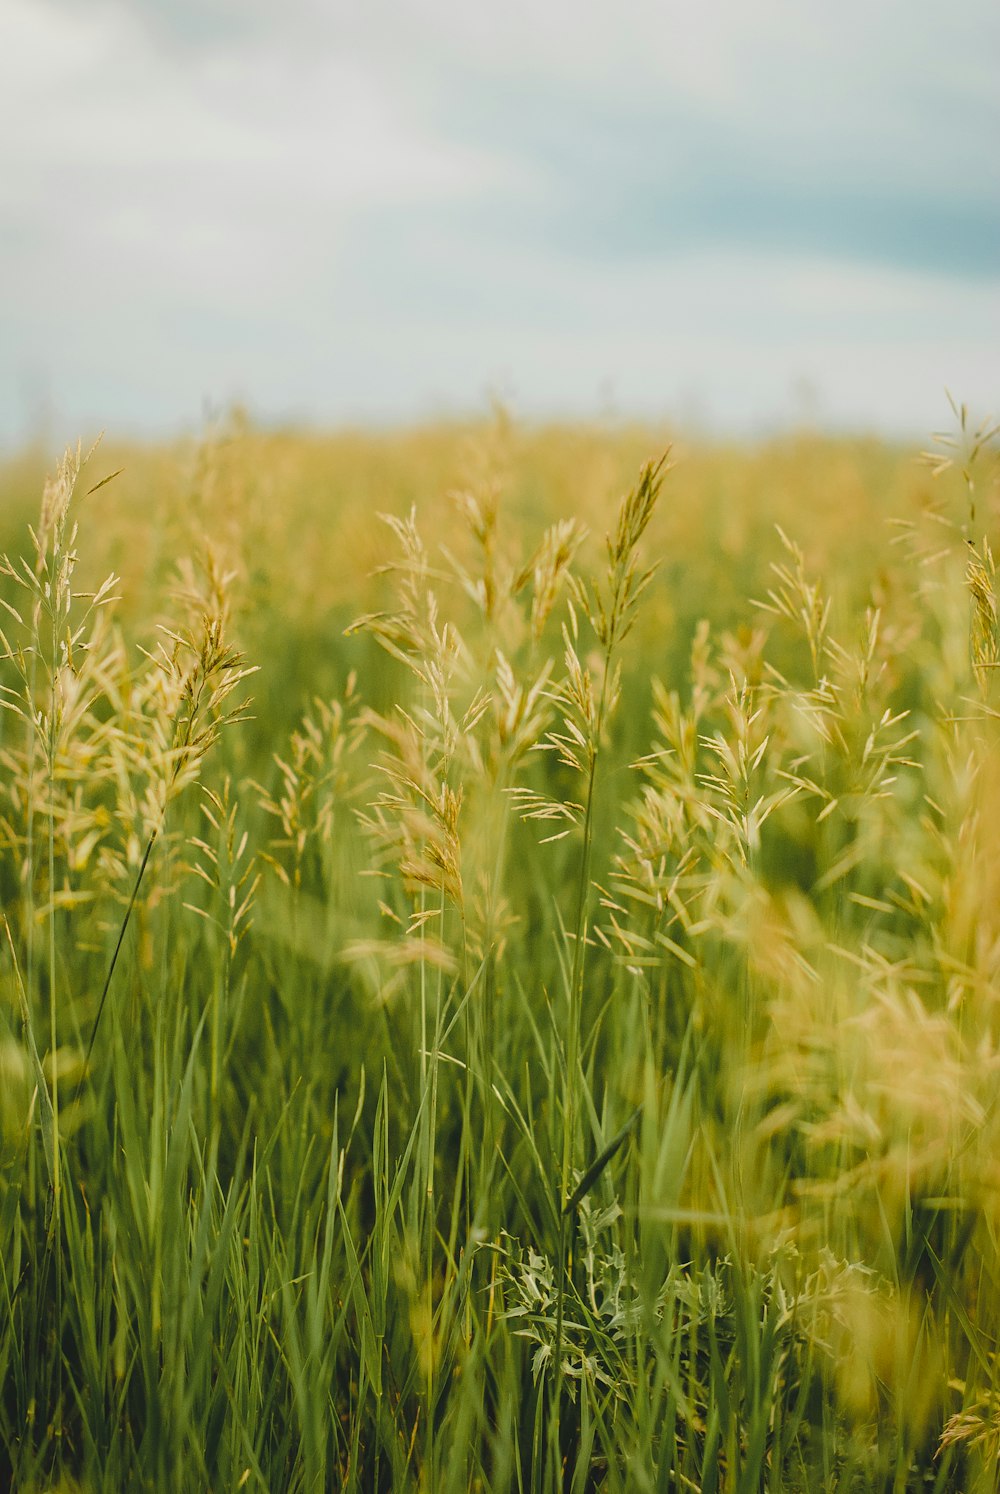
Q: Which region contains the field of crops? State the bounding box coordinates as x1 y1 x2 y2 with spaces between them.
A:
1 413 998 1491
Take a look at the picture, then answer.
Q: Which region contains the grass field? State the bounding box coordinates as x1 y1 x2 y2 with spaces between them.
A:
1 411 999 1491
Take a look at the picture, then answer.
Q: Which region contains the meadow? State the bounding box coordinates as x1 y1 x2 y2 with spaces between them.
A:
1 410 998 1492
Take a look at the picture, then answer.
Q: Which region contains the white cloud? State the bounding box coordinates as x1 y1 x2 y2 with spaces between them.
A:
0 0 997 444
2 1 499 190
0 0 504 282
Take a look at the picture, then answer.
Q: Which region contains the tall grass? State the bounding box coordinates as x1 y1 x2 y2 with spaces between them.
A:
1 412 999 1491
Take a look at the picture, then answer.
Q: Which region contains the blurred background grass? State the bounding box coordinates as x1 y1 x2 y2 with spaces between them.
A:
0 417 945 741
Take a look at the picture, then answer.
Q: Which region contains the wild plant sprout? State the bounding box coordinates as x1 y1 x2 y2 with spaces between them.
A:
0 452 255 1229
183 777 261 1104
343 439 594 1486
0 445 122 1220
494 455 669 1484
514 456 668 1168
84 547 257 1067
351 458 584 981
253 677 367 896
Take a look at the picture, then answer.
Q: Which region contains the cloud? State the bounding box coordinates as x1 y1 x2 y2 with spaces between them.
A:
0 0 997 442
0 0 511 425
405 0 999 279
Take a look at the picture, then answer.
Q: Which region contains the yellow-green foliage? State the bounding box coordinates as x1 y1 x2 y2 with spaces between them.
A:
0 412 998 1492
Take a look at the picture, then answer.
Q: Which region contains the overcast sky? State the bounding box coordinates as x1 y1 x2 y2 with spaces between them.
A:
1 0 998 445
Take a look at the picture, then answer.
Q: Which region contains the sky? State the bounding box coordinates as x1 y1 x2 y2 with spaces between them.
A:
1 0 998 446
